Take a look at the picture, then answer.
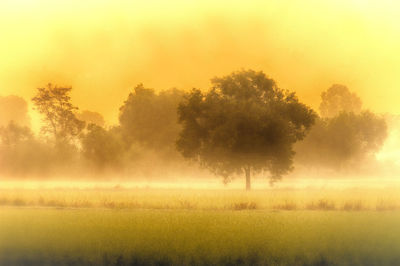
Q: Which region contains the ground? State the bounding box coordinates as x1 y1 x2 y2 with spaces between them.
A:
1 187 400 265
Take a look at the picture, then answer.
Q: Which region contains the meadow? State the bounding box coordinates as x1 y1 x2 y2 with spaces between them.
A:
2 187 400 265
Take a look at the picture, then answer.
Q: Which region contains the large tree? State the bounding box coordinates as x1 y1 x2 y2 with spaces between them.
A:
176 70 316 189
32 84 85 143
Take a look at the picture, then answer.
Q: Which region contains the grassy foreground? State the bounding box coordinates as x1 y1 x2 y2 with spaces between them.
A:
2 187 400 265
2 187 400 211
1 207 400 265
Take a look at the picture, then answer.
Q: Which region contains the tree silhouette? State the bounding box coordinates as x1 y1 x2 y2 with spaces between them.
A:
81 124 124 169
76 110 105 127
296 111 387 170
32 84 85 143
319 84 362 117
119 84 184 151
177 70 316 189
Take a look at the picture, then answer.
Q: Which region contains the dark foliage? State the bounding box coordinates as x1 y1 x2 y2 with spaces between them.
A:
176 70 316 187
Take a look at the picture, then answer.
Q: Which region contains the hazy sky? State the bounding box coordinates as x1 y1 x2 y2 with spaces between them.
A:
1 0 400 129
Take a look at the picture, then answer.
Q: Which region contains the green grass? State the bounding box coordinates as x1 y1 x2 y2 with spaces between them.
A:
1 208 400 265
2 188 400 265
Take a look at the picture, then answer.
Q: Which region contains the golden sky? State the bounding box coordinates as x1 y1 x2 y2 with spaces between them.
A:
1 0 400 128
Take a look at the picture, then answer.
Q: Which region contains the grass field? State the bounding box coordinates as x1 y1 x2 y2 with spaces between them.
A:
2 188 400 265
3 187 400 211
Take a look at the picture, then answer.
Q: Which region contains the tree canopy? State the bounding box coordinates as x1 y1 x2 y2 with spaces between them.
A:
319 84 362 117
0 121 32 146
0 121 54 177
32 84 85 143
76 110 105 127
176 70 316 189
81 124 124 169
119 84 184 151
296 86 387 170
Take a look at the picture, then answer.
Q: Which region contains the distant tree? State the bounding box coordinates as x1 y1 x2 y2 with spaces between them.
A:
296 85 386 170
320 84 362 117
76 110 105 127
119 84 184 151
81 124 124 169
0 95 30 127
0 121 33 146
32 84 85 143
295 111 387 169
0 121 53 177
176 70 316 189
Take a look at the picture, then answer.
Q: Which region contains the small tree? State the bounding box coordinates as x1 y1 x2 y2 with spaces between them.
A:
81 124 124 169
296 85 387 170
177 70 316 189
76 110 105 127
295 111 387 170
0 121 53 177
32 83 85 143
119 84 184 151
320 84 362 117
0 121 33 146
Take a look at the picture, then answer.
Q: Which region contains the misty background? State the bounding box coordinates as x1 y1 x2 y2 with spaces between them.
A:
0 76 397 186
2 0 400 127
1 0 400 186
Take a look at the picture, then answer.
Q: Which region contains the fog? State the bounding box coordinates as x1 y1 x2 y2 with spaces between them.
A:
1 1 400 189
2 0 400 129
0 77 397 189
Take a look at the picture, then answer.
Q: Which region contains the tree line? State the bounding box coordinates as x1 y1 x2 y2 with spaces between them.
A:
0 70 387 189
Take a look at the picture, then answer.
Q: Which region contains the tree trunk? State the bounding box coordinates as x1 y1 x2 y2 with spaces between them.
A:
245 167 251 191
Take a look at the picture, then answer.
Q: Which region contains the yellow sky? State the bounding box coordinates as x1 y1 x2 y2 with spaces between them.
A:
1 0 400 129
